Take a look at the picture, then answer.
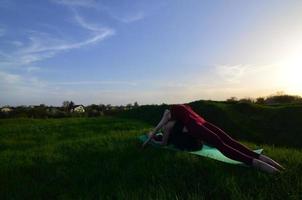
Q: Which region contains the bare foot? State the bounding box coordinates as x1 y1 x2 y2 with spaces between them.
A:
252 159 280 174
259 155 285 171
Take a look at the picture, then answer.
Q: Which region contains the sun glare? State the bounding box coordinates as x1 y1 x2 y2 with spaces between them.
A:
277 48 302 95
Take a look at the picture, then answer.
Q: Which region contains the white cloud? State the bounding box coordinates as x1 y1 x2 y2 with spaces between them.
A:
73 11 101 32
51 0 97 8
0 13 114 68
0 69 140 106
0 65 285 106
143 63 285 103
11 41 24 47
0 71 53 106
215 64 278 85
191 63 284 99
26 66 41 72
0 61 286 106
53 0 146 24
215 64 249 83
0 70 47 88
51 0 147 24
0 71 21 84
72 10 115 37
50 80 137 86
0 27 6 37
111 11 145 23
21 28 114 54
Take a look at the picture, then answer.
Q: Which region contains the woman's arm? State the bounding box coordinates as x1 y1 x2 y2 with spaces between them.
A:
142 109 171 148
149 120 176 147
152 109 171 133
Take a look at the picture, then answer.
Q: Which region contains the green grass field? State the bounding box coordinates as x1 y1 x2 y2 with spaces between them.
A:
1 102 302 199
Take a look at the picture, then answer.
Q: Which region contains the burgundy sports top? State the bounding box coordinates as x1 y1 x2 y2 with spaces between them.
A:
170 104 206 126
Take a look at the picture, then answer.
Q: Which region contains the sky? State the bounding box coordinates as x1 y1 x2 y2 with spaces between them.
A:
1 0 302 106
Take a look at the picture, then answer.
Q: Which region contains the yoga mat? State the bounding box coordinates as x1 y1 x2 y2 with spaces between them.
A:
139 133 263 166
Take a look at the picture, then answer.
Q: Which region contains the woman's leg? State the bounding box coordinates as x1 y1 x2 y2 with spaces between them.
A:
252 159 280 174
204 122 260 159
204 122 284 170
197 124 254 165
258 154 285 170
198 125 279 173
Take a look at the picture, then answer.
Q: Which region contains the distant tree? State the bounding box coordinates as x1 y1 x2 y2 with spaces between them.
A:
134 101 139 108
239 98 254 103
12 106 29 118
106 104 112 110
256 97 265 104
88 104 99 111
99 104 106 112
69 101 74 111
119 105 125 110
33 105 48 118
226 97 238 103
62 101 74 112
62 101 69 108
86 104 100 117
126 103 132 110
265 94 302 104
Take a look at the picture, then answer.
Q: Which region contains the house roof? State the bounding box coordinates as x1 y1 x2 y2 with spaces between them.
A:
72 105 85 109
1 107 13 109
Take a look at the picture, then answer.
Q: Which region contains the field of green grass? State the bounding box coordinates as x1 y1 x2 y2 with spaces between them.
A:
0 101 302 199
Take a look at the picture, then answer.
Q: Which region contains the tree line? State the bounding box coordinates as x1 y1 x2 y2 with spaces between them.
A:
1 92 302 119
226 92 302 105
0 101 139 119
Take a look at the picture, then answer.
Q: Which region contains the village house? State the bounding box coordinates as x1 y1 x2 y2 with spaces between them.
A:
70 105 85 113
1 107 13 113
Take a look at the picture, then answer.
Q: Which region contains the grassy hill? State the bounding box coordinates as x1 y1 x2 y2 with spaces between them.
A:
0 101 302 199
118 101 302 148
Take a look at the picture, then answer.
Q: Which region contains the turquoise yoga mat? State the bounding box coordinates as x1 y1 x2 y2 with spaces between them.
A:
139 133 263 166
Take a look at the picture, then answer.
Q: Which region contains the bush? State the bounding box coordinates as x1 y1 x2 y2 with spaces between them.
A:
265 94 302 104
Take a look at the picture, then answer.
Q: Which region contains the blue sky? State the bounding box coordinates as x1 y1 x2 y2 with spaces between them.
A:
1 0 302 106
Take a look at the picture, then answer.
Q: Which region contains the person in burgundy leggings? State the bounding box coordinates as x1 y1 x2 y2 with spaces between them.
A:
142 104 284 173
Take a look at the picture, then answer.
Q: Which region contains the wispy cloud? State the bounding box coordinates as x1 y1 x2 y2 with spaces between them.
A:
110 11 146 23
0 26 6 37
52 0 146 24
215 64 278 84
50 80 137 86
51 0 97 8
0 70 57 106
0 70 48 88
72 10 115 35
210 63 285 99
11 41 24 47
0 69 140 106
0 71 21 84
26 66 41 72
216 64 249 83
20 27 114 54
0 12 114 68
